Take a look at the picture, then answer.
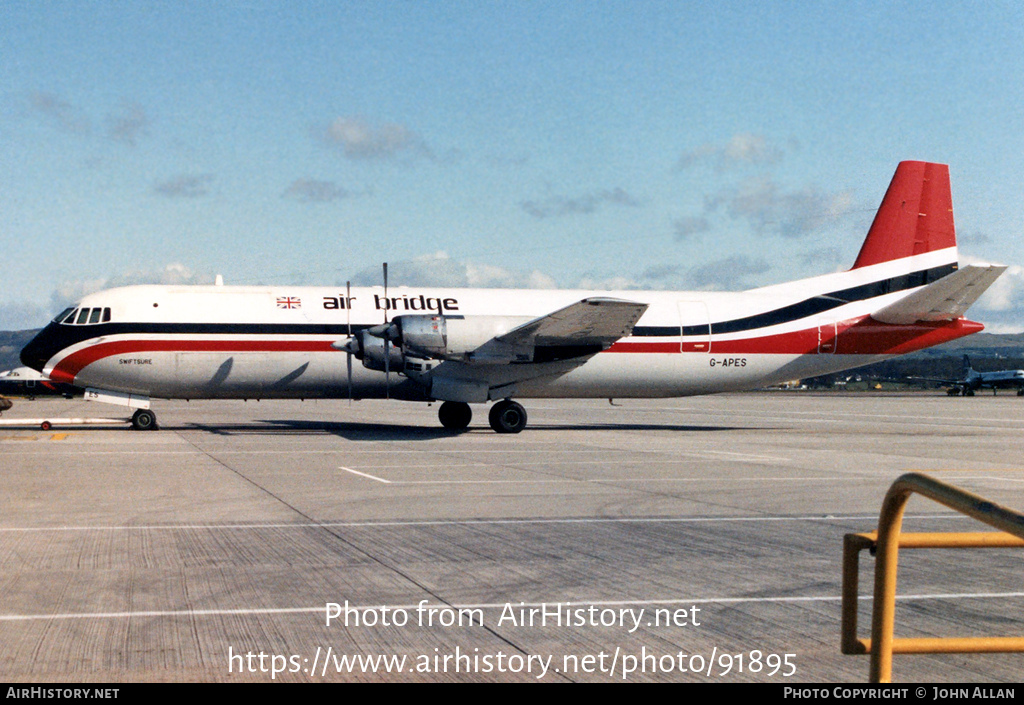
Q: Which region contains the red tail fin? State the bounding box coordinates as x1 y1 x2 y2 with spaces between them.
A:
852 161 956 269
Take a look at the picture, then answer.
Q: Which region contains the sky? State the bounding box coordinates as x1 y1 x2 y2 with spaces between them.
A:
2 1 1024 331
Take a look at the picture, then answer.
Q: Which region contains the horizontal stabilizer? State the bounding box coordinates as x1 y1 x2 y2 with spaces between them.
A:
871 264 1006 324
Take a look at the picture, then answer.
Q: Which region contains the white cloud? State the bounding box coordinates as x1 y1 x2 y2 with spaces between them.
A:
316 117 429 160
705 176 854 239
520 188 639 219
676 133 783 171
575 274 645 291
351 252 557 289
282 179 351 203
970 262 1024 313
106 103 150 146
154 174 215 198
0 301 52 331
672 216 710 241
50 264 212 310
953 256 1024 333
687 254 771 290
28 91 91 135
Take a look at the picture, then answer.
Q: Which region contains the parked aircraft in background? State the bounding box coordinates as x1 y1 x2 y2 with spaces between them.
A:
0 366 80 399
931 355 1024 396
20 162 1005 432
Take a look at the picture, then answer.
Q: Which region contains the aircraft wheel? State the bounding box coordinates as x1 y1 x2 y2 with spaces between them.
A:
488 399 527 434
1017 388 1024 397
438 401 472 431
946 388 958 396
966 389 975 397
132 409 158 431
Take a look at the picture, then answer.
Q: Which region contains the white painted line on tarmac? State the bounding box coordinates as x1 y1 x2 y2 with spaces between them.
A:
388 476 837 485
0 512 969 533
694 450 790 462
4 590 1024 622
339 466 391 483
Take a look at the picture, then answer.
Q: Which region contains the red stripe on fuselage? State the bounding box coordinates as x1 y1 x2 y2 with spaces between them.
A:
48 316 982 384
48 339 336 383
606 317 982 355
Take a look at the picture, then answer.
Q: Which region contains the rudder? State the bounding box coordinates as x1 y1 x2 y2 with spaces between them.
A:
852 161 956 269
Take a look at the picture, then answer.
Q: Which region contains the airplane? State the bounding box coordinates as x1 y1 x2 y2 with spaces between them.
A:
0 366 81 399
19 161 1006 433
929 355 1024 396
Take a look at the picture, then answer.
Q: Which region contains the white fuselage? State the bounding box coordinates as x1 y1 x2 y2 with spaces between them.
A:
27 248 980 403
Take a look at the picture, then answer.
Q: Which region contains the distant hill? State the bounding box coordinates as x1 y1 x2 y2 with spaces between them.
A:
801 332 1024 387
0 330 38 372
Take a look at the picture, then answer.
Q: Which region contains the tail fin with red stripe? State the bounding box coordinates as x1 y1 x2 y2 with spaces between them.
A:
852 161 956 269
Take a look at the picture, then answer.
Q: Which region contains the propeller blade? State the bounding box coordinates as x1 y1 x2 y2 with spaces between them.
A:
384 337 390 400
347 349 353 403
382 262 389 323
346 280 353 404
382 262 391 400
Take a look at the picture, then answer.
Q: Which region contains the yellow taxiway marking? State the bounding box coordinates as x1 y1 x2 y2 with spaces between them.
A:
1 433 72 442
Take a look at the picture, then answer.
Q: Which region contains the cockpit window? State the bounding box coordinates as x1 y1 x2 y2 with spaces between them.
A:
59 306 111 325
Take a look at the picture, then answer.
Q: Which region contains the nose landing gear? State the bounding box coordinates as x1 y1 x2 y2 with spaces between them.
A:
131 408 158 431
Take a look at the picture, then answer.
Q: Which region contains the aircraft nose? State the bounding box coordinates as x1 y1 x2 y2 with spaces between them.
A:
19 325 60 372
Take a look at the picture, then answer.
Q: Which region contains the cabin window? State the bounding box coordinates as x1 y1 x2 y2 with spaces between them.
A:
54 308 75 324
75 308 91 324
88 308 102 324
102 307 111 323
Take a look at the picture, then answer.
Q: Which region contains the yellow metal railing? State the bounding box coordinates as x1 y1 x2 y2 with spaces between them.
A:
841 472 1024 682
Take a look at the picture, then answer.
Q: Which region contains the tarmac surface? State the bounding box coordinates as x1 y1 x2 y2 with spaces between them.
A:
1 392 1022 683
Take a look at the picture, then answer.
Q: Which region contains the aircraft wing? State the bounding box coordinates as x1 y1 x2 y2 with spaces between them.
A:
469 297 648 364
871 263 1006 325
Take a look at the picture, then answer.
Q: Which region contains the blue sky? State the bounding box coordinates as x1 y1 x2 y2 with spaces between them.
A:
3 1 1024 331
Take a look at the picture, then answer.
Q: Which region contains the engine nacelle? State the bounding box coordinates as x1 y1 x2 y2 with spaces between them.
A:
393 314 532 360
356 330 405 372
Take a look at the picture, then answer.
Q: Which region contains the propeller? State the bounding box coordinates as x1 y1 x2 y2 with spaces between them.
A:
346 280 352 404
382 263 390 400
330 280 357 403
334 264 400 400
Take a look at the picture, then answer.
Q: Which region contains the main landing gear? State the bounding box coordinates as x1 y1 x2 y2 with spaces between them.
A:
438 401 472 431
488 399 527 434
131 408 158 431
436 399 528 434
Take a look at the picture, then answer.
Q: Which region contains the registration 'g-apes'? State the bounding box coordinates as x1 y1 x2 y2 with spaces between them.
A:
21 162 1006 433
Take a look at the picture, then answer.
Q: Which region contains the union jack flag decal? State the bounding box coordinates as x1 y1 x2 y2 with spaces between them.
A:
276 296 302 309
